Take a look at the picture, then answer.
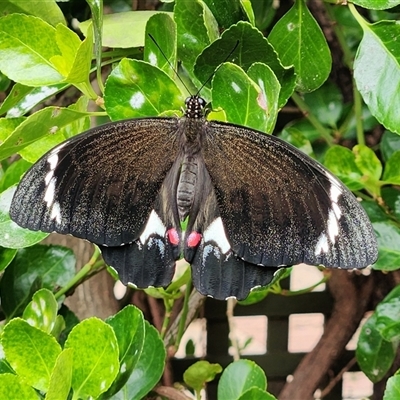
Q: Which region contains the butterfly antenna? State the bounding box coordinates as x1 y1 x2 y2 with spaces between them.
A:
148 33 192 96
195 40 239 96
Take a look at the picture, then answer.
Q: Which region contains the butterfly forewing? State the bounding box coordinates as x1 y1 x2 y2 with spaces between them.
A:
203 121 378 269
10 118 180 246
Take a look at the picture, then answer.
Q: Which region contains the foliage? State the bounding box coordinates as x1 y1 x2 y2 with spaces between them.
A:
0 0 399 398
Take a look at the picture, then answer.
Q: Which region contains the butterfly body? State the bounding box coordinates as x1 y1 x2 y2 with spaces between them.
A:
10 96 378 300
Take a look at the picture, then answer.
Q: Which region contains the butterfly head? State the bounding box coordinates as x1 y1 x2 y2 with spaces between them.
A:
185 95 206 119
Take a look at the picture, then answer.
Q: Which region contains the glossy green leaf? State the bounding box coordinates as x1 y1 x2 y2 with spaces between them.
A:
383 151 400 184
0 117 25 142
65 318 119 399
0 0 66 26
202 0 246 28
112 321 166 400
45 348 73 400
218 360 267 400
268 0 331 92
212 63 276 132
323 146 364 190
0 186 48 249
104 58 184 120
353 18 400 133
356 313 397 382
175 0 219 80
0 14 64 86
352 0 400 10
381 130 400 162
372 221 400 271
383 374 400 400
184 361 222 393
195 21 281 87
0 106 90 161
80 11 173 49
144 13 177 76
2 318 61 391
0 83 69 118
247 63 280 132
375 297 400 341
101 305 145 398
0 245 75 319
0 358 14 374
0 373 39 400
23 289 58 334
0 246 17 272
238 387 277 400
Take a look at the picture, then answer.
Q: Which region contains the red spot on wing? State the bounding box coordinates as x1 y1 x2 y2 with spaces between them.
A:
187 231 202 248
167 228 180 245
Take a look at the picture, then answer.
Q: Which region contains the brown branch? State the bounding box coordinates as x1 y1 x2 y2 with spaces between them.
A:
279 269 374 400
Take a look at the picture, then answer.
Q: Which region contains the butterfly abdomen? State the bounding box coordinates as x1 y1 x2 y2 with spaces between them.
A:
177 156 199 221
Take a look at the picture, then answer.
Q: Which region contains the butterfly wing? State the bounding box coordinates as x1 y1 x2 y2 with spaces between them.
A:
10 118 181 247
202 121 378 269
182 162 276 300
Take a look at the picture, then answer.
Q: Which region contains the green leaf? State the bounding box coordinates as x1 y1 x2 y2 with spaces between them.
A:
356 313 397 382
144 13 177 76
353 18 400 133
352 0 400 11
23 289 58 334
0 14 63 86
382 187 400 220
0 246 17 273
0 158 32 192
279 129 314 157
80 11 173 49
375 297 400 342
302 81 343 128
101 305 145 398
372 221 400 271
0 373 39 400
202 0 246 28
0 244 76 319
18 96 91 163
184 361 222 393
381 130 400 162
0 0 66 26
65 318 119 399
212 62 279 132
323 146 364 190
268 0 331 92
218 359 267 400
112 321 166 400
383 374 400 400
104 59 184 120
0 186 48 249
0 106 90 161
175 0 219 77
0 83 69 117
2 318 61 391
383 151 400 184
238 388 277 400
45 348 73 400
354 144 382 181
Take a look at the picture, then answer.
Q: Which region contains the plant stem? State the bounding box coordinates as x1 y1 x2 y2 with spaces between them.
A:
291 92 334 145
175 281 192 351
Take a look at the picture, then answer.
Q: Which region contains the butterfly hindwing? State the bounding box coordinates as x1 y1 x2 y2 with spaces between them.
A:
10 118 180 246
183 165 276 300
202 121 377 269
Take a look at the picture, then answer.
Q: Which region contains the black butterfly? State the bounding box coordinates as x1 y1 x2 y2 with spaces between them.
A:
10 95 378 300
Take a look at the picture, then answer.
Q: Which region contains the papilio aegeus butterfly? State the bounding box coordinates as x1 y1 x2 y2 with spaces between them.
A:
10 95 378 300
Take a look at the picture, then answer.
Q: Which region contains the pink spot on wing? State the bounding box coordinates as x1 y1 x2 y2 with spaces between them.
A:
187 231 202 248
167 228 180 245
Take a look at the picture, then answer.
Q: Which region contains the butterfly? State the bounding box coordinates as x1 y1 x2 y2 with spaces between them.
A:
10 95 378 300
